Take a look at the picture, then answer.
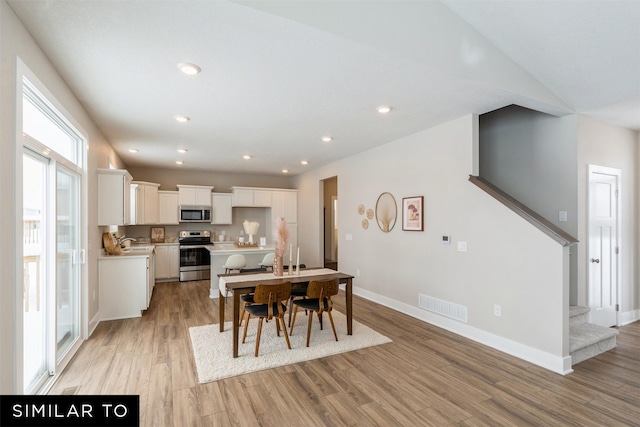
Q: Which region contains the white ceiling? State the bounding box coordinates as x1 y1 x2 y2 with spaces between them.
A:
8 0 640 176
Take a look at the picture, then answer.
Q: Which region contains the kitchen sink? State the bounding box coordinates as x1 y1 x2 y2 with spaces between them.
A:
121 246 154 253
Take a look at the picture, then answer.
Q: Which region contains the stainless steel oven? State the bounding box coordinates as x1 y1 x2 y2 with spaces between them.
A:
179 230 212 281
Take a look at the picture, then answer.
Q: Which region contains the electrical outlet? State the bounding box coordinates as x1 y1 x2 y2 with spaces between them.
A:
356 269 361 277
494 304 501 317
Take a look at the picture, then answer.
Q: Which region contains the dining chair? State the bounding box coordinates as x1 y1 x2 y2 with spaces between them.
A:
237 267 267 325
258 252 275 271
223 254 247 274
289 279 339 347
285 264 307 326
242 282 292 357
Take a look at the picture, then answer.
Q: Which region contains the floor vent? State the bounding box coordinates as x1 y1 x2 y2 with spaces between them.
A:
418 294 468 323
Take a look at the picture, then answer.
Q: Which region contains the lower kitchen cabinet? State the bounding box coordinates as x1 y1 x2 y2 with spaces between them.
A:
99 252 155 320
155 243 180 281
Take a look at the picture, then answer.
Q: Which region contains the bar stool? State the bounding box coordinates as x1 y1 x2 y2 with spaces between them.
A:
258 252 275 271
223 254 247 274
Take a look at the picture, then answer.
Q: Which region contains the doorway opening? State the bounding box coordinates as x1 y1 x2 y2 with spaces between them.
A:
322 177 338 270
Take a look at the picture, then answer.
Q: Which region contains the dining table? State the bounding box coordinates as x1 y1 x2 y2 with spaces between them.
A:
218 268 355 358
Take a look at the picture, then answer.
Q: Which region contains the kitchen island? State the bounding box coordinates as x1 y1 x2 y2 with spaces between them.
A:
208 243 275 298
98 246 156 320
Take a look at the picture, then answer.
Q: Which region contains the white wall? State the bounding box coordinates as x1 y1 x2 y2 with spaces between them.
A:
127 166 294 193
479 105 579 304
1 0 123 393
294 115 571 373
577 115 639 323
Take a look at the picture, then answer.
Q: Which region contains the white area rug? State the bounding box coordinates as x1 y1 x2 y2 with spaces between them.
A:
189 310 392 383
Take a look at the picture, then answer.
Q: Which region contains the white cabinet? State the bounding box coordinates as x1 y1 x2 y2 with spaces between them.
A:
158 191 179 224
131 181 160 225
98 168 132 226
272 190 298 223
177 185 213 206
231 187 272 207
147 251 155 306
155 244 180 280
272 190 298 248
211 193 233 224
99 252 155 320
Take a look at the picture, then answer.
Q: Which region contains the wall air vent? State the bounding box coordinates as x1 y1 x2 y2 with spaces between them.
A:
418 294 468 323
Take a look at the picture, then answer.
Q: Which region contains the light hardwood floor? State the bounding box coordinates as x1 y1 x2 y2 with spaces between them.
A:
51 280 640 426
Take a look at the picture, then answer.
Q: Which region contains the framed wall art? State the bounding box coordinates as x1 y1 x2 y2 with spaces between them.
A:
375 192 397 232
151 227 165 243
402 196 423 231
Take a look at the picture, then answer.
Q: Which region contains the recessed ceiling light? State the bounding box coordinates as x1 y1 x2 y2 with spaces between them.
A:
128 149 138 153
243 155 252 160
377 105 392 114
176 160 184 165
322 136 332 142
300 160 309 165
282 169 289 174
177 148 187 153
178 63 201 75
175 115 190 123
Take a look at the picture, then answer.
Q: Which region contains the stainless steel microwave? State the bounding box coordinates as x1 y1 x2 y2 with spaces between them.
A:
179 206 211 222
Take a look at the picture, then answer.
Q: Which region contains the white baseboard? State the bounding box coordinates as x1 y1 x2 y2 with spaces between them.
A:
620 309 640 326
353 286 573 375
88 311 101 337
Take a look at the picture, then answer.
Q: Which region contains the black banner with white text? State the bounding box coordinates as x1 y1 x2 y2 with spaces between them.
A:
0 395 139 427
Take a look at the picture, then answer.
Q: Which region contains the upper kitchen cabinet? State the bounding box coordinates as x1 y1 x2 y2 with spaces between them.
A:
98 168 132 226
211 193 233 225
131 181 160 225
177 185 213 206
271 190 298 223
231 186 272 207
158 190 179 224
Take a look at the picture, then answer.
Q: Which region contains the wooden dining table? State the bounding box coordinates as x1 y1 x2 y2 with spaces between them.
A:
217 268 354 358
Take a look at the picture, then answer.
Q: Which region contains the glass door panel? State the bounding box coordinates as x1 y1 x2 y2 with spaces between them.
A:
56 166 80 360
23 153 48 392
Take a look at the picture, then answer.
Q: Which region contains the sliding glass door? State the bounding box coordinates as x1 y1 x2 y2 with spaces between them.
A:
21 75 85 394
22 152 81 393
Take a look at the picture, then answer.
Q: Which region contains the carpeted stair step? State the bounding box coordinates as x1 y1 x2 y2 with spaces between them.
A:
569 306 590 327
570 322 619 365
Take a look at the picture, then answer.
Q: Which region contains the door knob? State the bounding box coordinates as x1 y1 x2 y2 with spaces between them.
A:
591 258 600 263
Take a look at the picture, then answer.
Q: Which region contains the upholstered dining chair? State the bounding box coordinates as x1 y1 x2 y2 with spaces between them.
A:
285 264 307 326
258 252 275 271
237 267 267 325
223 254 246 274
242 282 292 357
289 279 339 347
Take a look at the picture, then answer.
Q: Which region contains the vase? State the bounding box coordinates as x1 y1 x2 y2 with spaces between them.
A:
274 255 284 276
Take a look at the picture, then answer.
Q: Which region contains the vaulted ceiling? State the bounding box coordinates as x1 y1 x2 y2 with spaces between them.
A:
8 0 640 175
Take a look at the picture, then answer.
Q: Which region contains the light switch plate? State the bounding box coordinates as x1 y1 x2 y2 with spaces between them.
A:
457 241 467 252
559 211 568 222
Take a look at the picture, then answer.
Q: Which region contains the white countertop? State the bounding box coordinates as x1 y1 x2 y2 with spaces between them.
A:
207 244 275 254
99 246 155 259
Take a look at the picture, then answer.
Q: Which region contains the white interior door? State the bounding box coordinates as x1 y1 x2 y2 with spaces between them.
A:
587 165 620 327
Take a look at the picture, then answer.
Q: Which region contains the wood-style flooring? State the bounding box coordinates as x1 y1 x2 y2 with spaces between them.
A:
50 280 640 426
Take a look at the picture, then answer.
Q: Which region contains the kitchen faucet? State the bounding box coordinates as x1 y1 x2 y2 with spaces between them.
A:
116 236 137 245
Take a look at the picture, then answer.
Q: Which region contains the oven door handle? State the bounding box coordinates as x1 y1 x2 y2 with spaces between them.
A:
179 245 210 249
